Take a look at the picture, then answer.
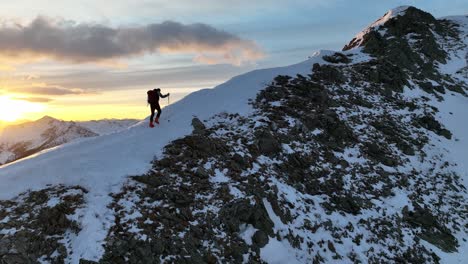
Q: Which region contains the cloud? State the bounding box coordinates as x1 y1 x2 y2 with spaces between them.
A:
11 86 86 95
0 17 264 66
40 64 254 92
25 74 40 80
12 96 53 103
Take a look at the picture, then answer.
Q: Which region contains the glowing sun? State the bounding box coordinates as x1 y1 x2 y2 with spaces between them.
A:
0 96 45 122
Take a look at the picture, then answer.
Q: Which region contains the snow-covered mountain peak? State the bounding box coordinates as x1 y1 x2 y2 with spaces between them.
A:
343 6 409 50
28 115 64 128
343 6 437 51
37 115 57 122
368 5 410 28
0 117 138 165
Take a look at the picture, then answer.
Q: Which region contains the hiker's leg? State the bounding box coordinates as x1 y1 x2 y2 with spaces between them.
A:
156 104 162 118
150 104 156 122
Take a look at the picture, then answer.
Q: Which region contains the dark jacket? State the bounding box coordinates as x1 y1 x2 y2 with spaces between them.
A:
148 89 169 104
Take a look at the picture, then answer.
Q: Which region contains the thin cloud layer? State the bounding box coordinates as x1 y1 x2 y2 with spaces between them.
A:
0 17 264 65
11 86 86 95
12 96 53 103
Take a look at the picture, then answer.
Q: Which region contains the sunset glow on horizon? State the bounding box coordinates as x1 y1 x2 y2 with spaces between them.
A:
0 96 46 122
0 0 465 123
0 86 205 123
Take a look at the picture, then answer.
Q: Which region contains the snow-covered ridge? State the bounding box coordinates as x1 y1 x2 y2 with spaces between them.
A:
346 6 410 49
442 15 468 27
369 5 410 27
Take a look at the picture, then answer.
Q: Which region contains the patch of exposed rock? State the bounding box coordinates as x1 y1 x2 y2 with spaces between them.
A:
0 186 86 264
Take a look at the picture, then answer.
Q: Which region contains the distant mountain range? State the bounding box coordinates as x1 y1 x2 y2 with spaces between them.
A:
0 119 30 128
0 116 139 165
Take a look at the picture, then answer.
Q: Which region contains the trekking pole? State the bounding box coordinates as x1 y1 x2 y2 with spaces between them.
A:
168 94 170 106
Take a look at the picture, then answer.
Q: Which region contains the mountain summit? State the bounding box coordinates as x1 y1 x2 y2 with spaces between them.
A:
0 6 467 264
344 5 413 50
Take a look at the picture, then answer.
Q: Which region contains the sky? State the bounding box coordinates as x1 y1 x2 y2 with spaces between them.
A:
0 0 467 122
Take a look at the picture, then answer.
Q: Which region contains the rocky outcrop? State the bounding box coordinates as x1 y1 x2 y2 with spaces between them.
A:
403 205 458 252
191 117 206 134
97 6 467 263
322 52 352 64
343 6 466 96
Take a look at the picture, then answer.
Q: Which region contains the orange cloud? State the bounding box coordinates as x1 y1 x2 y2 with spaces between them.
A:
8 84 89 96
12 96 53 103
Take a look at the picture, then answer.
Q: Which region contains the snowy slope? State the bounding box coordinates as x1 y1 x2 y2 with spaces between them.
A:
418 91 468 263
439 15 468 78
0 51 333 262
433 15 468 188
79 119 138 136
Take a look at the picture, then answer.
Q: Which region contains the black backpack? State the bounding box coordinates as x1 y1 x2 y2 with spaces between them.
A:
147 90 158 104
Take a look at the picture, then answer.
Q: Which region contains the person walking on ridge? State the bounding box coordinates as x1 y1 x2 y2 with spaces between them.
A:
147 88 170 127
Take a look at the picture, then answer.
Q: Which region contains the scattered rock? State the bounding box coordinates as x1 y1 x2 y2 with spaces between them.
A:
403 205 458 252
220 199 274 235
252 230 269 248
192 117 206 134
255 130 281 156
312 63 347 84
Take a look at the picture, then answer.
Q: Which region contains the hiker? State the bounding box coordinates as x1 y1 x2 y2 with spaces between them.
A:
147 88 170 127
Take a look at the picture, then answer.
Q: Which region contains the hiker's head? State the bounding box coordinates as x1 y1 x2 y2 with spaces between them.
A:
154 88 161 92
